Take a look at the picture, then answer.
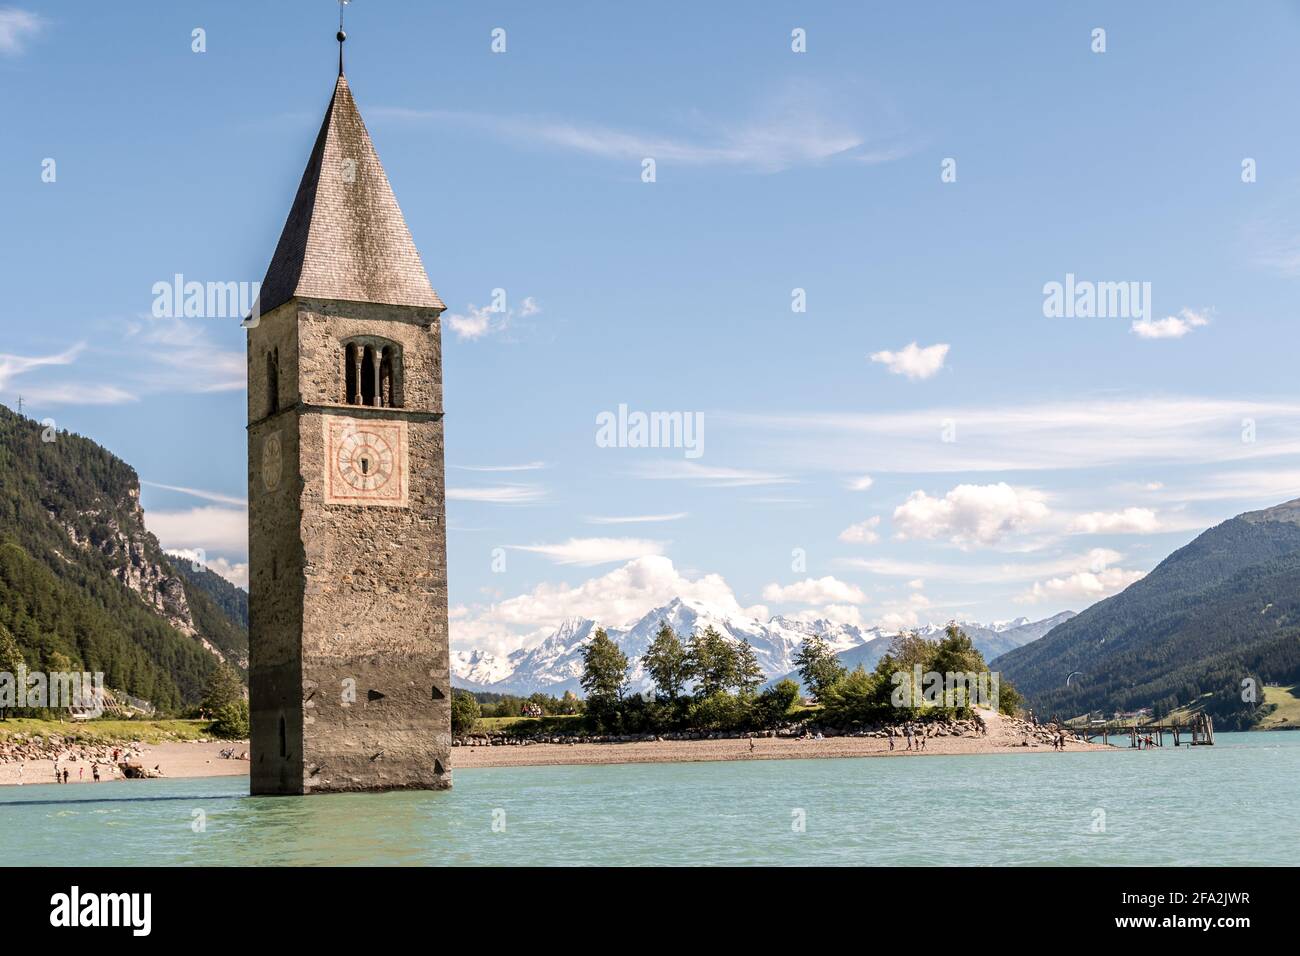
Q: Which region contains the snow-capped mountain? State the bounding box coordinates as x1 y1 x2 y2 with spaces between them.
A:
449 648 517 689
450 598 1075 697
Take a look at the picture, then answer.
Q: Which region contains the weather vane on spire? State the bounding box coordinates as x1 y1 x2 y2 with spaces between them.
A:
337 0 351 76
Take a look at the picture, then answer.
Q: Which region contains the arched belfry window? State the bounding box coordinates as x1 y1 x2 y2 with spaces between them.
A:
344 342 358 404
342 338 402 408
360 345 376 405
267 348 279 415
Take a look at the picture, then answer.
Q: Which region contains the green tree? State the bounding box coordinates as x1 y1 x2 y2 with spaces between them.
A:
995 678 1024 716
793 633 847 699
755 678 800 727
819 667 886 726
930 624 989 713
581 628 629 705
0 623 24 719
687 626 736 697
210 700 249 739
733 639 765 694
643 620 693 699
451 690 481 735
201 663 245 715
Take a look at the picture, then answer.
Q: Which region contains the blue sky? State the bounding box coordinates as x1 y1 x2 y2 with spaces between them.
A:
6 1 1300 657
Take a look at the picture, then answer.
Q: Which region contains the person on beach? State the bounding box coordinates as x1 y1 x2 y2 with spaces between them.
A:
62 768 69 784
748 739 755 753
888 729 895 751
92 764 100 783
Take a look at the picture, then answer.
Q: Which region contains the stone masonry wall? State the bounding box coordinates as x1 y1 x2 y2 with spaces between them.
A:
249 297 450 794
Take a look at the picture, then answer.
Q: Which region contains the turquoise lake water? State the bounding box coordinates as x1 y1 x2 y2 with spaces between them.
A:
2 732 1296 865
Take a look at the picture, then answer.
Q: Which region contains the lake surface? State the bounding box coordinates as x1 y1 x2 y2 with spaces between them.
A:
3 732 1296 865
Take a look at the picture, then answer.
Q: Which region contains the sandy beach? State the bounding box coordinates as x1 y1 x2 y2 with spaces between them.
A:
0 711 1114 785
0 740 251 787
453 729 1112 769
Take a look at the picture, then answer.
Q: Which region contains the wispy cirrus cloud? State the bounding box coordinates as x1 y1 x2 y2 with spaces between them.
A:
143 481 248 508
123 315 244 393
507 537 668 566
725 396 1300 475
0 344 84 388
453 461 549 472
446 484 546 504
0 8 43 56
376 82 911 174
840 548 1134 587
0 345 136 407
633 460 795 487
585 512 688 525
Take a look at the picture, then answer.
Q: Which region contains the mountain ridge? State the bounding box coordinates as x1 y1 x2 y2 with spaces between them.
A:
995 497 1300 728
0 405 248 710
452 598 1073 697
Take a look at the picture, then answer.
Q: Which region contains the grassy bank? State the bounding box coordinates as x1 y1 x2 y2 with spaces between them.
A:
474 714 584 736
472 705 828 737
1257 685 1300 730
0 718 217 745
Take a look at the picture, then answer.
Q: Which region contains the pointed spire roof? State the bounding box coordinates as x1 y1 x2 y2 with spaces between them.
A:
257 75 444 315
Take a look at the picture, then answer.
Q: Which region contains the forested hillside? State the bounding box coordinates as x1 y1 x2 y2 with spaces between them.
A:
995 500 1300 729
0 405 247 711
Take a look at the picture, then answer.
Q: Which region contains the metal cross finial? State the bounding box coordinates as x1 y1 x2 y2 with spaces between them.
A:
337 0 351 76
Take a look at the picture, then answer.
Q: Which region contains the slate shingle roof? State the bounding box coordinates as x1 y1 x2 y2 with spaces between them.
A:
257 75 444 315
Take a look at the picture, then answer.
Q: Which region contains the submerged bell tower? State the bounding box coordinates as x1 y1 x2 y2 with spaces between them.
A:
246 27 451 794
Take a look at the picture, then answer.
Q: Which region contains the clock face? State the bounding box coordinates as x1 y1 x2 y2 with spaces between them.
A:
324 418 407 506
336 430 394 492
261 431 282 491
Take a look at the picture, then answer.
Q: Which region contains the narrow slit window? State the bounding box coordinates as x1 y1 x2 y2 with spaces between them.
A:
267 348 279 414
344 342 358 404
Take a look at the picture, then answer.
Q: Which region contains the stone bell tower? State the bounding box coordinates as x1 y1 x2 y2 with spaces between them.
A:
246 37 451 794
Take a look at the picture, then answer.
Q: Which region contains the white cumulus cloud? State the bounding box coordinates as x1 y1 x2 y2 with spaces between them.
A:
1016 549 1146 604
838 516 881 543
892 482 1049 547
869 342 949 380
1067 507 1160 534
761 576 867 605
1131 308 1210 339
